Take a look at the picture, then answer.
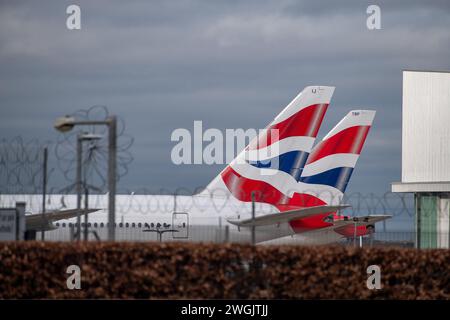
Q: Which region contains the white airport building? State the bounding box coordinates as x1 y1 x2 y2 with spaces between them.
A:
392 70 450 248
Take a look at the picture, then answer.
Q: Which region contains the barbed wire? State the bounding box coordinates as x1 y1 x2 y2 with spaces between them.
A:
0 135 418 218
0 106 134 195
54 105 134 193
0 137 53 194
109 188 417 218
0 187 421 219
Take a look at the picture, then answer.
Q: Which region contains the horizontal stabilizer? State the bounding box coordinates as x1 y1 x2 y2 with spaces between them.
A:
299 214 392 237
332 214 392 226
227 204 350 227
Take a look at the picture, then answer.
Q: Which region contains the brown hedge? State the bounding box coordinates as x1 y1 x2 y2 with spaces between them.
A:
0 242 448 299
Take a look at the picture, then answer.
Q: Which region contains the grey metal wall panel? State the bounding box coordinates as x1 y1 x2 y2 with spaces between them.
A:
402 71 450 183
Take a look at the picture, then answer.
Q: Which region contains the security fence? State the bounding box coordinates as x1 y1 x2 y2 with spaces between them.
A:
35 224 421 248
0 191 426 247
2 131 447 248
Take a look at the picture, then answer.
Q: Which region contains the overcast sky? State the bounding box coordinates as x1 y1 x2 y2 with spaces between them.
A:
1 0 450 196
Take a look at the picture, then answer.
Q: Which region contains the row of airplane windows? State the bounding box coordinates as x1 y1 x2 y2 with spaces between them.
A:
54 222 147 228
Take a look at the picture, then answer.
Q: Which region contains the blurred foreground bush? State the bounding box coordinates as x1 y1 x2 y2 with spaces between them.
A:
0 242 448 299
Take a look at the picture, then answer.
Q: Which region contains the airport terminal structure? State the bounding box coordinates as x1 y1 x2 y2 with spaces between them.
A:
392 70 450 249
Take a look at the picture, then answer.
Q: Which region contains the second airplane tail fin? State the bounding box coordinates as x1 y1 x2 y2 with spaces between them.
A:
300 110 376 193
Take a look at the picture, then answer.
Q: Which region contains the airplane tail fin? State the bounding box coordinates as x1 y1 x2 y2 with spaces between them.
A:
202 86 335 207
300 110 376 193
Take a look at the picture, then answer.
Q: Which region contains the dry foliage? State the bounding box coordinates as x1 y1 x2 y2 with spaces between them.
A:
0 242 448 299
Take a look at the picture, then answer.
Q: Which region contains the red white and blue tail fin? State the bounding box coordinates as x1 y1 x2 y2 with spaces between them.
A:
202 86 335 210
300 110 376 193
286 110 376 234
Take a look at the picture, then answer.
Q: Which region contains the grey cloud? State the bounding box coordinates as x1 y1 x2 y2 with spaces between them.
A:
0 0 449 196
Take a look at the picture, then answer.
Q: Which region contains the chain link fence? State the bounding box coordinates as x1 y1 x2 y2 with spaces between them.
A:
37 224 418 248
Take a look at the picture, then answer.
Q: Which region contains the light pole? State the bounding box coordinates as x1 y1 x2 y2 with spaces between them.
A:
54 115 117 241
76 132 102 241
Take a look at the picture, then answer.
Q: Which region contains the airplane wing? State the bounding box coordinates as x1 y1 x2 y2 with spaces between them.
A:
226 204 351 227
26 209 101 231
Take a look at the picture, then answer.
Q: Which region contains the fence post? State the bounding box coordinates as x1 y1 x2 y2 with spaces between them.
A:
224 225 229 243
251 191 256 245
415 193 421 249
15 202 26 241
41 147 48 240
173 193 177 212
70 224 75 241
76 134 82 241
84 187 89 241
